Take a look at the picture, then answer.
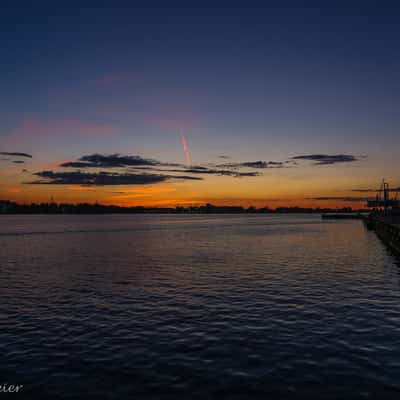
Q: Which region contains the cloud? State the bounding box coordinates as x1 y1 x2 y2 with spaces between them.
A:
3 118 118 148
217 155 231 159
59 161 97 168
217 161 288 169
352 187 400 193
306 196 372 202
60 154 175 168
28 171 202 185
180 167 260 177
59 154 261 177
0 151 32 158
60 154 285 174
157 166 261 177
291 154 363 165
103 187 177 202
13 160 25 164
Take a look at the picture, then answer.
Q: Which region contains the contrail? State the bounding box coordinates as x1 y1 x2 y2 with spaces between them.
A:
180 129 192 166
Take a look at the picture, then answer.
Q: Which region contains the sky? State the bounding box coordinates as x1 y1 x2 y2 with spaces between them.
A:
1 1 400 208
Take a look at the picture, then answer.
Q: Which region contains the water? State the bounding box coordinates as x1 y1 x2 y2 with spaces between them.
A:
1 214 400 399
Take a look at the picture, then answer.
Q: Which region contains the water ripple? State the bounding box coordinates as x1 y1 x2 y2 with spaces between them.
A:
1 214 400 398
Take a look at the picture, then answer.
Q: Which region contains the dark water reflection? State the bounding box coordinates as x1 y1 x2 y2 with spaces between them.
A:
1 214 400 399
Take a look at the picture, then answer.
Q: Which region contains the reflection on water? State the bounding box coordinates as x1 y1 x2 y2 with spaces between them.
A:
1 214 400 399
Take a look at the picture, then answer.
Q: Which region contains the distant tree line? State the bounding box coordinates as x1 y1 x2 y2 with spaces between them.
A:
0 200 367 214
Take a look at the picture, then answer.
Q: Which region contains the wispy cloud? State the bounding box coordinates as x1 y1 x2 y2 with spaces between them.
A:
0 151 32 158
306 196 372 202
103 186 177 202
180 130 192 166
217 161 289 169
291 154 364 165
59 154 262 178
60 154 162 168
28 150 367 188
3 118 119 147
28 171 202 185
165 166 261 177
352 187 400 193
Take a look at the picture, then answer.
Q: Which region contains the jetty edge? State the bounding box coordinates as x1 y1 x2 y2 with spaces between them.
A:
363 213 400 255
321 180 400 255
363 180 400 255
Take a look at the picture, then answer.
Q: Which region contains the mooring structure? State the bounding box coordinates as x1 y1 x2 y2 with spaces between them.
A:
364 180 400 254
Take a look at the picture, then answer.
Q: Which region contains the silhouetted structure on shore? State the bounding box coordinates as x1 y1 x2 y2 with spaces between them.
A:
0 200 368 215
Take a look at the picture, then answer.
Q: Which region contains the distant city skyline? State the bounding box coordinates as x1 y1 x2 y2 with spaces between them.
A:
1 2 400 208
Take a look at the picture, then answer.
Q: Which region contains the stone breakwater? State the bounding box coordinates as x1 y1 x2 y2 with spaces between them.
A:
364 215 400 255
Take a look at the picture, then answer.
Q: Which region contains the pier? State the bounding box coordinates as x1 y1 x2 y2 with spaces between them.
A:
363 180 400 255
319 180 400 255
364 215 400 255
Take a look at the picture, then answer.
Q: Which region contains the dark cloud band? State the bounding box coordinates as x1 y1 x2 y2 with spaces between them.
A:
291 154 362 165
0 152 32 158
306 196 372 202
352 188 400 193
27 152 366 187
58 153 264 179
60 154 161 168
217 161 288 169
28 171 202 185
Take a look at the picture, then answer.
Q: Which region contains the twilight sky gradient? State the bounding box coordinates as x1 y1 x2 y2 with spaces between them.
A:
1 1 399 208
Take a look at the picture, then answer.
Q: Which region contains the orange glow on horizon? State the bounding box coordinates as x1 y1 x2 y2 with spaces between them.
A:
0 188 367 210
0 161 373 210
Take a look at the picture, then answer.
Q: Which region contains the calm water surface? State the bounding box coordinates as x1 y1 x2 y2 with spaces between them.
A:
1 214 400 399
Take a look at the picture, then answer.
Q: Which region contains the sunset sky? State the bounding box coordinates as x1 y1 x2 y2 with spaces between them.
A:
1 1 400 208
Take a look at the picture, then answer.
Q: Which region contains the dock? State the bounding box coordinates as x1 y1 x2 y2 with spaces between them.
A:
364 215 400 255
320 180 400 255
